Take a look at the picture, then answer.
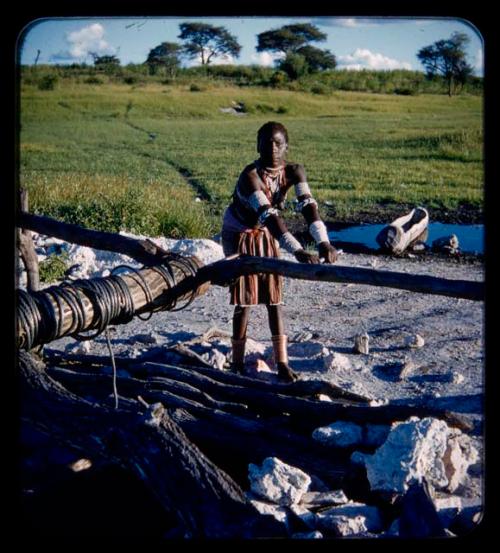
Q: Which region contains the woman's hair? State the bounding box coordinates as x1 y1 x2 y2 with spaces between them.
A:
257 121 289 144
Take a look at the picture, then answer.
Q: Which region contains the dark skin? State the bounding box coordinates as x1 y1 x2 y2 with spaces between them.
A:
233 128 338 381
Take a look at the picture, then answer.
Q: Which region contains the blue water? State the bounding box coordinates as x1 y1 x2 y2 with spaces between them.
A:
329 223 484 254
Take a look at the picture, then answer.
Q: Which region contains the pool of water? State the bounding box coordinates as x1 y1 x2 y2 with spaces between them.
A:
329 223 484 254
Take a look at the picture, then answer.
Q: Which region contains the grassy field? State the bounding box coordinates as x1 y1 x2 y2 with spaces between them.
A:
19 81 483 238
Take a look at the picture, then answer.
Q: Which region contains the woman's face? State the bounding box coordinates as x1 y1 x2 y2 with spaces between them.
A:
258 130 288 168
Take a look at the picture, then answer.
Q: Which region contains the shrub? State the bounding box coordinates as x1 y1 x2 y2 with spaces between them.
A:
310 83 329 95
38 75 58 90
39 251 69 283
84 76 104 85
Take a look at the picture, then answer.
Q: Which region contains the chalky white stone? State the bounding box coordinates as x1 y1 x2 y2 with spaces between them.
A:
312 421 364 448
358 417 479 494
248 457 311 506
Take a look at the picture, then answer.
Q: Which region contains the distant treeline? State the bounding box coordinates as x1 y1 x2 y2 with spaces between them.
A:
20 63 483 96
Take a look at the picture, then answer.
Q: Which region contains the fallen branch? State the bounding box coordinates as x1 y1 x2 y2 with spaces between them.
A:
19 351 285 538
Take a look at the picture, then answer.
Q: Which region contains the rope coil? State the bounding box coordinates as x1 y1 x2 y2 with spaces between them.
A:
17 253 201 350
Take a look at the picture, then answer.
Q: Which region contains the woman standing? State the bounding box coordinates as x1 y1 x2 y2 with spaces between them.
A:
221 121 338 382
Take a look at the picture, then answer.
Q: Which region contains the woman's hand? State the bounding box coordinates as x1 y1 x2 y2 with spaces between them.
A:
318 241 339 264
294 249 321 264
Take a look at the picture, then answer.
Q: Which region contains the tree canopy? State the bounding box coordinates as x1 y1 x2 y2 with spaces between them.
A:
256 23 335 78
178 22 241 65
146 42 183 76
256 23 327 55
417 32 474 96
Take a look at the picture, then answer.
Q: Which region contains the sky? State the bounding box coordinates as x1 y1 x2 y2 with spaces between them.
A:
17 16 484 75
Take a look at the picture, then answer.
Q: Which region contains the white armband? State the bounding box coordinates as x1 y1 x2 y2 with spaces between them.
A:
309 220 329 244
248 190 270 212
295 197 318 213
258 207 280 225
279 231 302 254
294 182 311 197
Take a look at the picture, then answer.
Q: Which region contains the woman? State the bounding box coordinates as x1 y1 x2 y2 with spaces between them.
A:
221 121 338 382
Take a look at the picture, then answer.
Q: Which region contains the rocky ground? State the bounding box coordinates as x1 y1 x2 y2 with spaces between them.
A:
20 231 486 537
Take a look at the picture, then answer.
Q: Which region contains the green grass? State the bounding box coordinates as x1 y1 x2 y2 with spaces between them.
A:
19 81 483 237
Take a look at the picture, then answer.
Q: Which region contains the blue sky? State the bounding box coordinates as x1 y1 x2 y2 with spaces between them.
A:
18 16 484 75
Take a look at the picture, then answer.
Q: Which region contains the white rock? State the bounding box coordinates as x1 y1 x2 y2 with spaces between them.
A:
452 372 465 384
248 457 311 506
65 340 92 354
316 502 383 536
312 421 364 448
404 334 425 349
443 431 479 493
317 394 333 402
361 417 479 495
300 490 349 507
323 352 352 372
288 503 317 529
248 497 289 527
353 333 370 354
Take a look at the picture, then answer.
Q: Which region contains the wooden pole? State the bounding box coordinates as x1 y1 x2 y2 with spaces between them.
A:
18 211 180 266
194 256 484 302
17 191 40 291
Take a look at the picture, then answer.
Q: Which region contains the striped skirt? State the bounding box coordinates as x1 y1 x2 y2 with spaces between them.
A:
221 227 283 306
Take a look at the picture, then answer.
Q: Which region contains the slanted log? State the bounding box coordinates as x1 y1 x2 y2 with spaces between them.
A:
376 207 429 254
18 211 182 266
19 351 284 538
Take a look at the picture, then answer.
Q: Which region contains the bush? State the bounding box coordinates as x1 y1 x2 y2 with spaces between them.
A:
39 252 69 283
84 76 104 85
38 75 58 90
310 83 329 95
189 83 204 92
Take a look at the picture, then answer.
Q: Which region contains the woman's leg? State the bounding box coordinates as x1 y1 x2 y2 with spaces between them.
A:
266 305 297 382
231 305 250 373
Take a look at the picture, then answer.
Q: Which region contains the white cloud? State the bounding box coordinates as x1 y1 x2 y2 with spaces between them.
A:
250 51 285 67
474 48 483 75
337 48 412 70
51 23 116 62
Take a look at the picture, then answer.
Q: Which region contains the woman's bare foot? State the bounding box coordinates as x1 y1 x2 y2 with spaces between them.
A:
277 362 298 383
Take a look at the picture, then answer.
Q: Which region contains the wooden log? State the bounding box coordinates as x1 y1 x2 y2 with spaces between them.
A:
18 351 285 538
138 362 473 432
18 211 186 266
17 261 209 350
42 351 472 432
376 207 429 254
45 364 352 488
193 255 483 301
17 190 40 291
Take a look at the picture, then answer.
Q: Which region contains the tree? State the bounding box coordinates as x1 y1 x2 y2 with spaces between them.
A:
146 42 182 77
256 23 335 78
296 45 336 72
417 32 474 96
91 54 121 68
178 22 241 67
256 23 327 56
